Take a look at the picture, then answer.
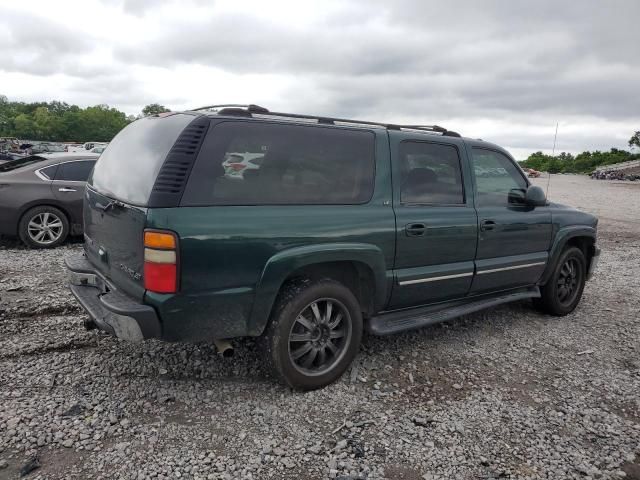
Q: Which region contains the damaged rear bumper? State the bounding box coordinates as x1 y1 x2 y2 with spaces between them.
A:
65 254 161 341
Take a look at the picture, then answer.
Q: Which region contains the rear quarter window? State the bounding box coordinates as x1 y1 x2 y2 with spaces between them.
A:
181 121 375 206
89 114 195 205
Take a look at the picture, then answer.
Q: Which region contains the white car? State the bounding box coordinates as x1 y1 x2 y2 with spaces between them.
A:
66 142 108 154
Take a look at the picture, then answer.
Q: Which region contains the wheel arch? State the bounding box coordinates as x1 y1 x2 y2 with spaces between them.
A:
248 243 390 336
539 226 596 285
18 200 73 226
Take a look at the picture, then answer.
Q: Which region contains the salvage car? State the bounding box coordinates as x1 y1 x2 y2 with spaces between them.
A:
0 154 97 247
66 105 600 390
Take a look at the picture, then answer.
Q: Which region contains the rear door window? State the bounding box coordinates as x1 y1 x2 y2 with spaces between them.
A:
182 121 375 205
55 160 96 182
399 141 465 205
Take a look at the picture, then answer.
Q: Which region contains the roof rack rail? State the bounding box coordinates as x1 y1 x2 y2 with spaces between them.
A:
191 104 461 137
191 104 270 115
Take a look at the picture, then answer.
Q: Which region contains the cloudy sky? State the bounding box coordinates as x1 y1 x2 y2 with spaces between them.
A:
1 0 639 158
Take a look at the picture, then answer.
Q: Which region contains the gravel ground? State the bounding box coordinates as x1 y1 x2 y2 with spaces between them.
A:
0 174 639 480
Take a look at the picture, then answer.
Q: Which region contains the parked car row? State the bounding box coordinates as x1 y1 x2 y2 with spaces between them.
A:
65 142 108 153
590 169 640 181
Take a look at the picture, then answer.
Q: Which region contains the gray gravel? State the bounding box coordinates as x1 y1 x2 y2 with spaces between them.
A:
1 174 639 479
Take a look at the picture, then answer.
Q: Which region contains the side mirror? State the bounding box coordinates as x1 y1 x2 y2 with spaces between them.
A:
525 185 547 206
508 188 526 204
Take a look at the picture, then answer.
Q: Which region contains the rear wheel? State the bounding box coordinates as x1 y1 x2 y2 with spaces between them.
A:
18 206 69 249
262 278 362 390
535 246 586 316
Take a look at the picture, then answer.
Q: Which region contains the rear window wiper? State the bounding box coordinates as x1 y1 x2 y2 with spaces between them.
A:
100 199 127 212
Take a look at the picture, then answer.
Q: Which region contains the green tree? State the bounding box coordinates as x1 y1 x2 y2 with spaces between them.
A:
13 113 36 139
521 148 639 174
32 107 56 140
0 95 134 142
79 105 129 142
629 131 640 149
141 103 171 116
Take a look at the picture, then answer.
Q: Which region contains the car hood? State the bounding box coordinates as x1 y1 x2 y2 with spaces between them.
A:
547 201 598 230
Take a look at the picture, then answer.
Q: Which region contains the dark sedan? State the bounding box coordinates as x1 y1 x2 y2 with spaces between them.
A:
0 154 97 248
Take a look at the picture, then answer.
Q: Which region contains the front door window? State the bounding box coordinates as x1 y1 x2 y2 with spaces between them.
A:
471 149 528 207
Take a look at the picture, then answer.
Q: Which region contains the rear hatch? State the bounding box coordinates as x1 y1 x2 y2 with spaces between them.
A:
83 113 198 300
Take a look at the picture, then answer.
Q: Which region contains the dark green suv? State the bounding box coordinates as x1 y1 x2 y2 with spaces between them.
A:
66 105 600 390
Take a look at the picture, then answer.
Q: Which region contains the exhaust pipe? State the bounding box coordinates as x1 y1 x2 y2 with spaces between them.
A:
213 339 234 358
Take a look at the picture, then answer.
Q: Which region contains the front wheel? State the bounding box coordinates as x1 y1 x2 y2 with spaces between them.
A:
262 278 363 390
535 247 586 316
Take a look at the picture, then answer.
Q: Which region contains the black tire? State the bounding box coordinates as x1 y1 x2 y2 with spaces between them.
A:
18 206 69 249
534 247 586 316
262 278 363 390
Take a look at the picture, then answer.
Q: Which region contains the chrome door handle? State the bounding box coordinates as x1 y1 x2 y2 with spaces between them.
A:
58 187 77 192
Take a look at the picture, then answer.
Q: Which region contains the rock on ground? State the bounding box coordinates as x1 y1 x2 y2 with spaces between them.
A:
0 175 639 479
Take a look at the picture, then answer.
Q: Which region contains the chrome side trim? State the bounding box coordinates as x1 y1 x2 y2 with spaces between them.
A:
34 168 50 181
477 261 546 275
34 158 95 182
398 271 473 286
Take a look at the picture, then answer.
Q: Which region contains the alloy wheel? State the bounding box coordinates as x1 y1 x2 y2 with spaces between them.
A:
27 212 64 245
288 298 352 376
557 257 581 306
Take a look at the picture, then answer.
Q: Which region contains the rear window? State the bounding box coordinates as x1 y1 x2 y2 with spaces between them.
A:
55 160 96 182
182 121 375 205
89 114 194 205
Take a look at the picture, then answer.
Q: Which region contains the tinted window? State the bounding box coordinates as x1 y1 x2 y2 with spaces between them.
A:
471 148 527 206
55 160 96 182
39 164 58 179
90 114 195 205
400 142 464 205
182 122 375 206
0 155 47 172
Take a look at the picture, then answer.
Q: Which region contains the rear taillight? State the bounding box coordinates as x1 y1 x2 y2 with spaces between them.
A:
143 230 178 293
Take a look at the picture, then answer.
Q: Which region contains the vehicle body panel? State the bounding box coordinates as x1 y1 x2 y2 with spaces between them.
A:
464 140 553 293
83 186 148 301
145 206 395 339
388 130 478 308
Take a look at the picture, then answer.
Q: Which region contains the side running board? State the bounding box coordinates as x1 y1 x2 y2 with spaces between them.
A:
367 287 540 336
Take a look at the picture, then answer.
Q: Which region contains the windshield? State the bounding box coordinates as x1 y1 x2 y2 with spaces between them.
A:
0 155 47 172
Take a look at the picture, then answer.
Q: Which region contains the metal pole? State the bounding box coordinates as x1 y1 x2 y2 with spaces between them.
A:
546 122 558 197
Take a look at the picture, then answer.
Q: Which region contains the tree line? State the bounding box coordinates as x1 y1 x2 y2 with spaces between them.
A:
520 147 640 174
0 96 170 143
2 94 638 170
